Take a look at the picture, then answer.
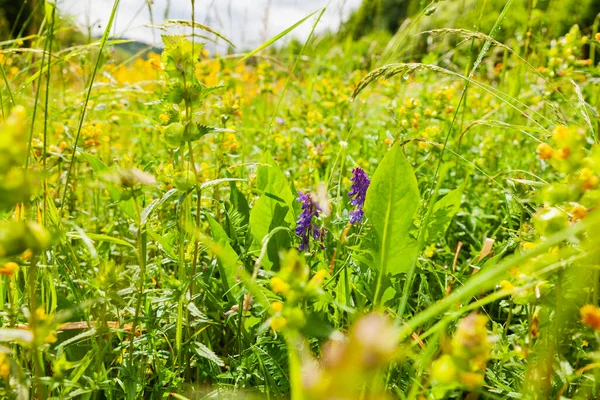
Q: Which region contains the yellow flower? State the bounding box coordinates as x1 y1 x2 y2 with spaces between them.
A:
500 280 514 293
431 354 457 384
582 305 600 331
552 125 569 142
271 301 284 313
522 241 535 250
159 114 170 123
308 270 328 288
44 332 57 344
270 277 290 295
579 167 599 190
0 262 18 276
148 58 162 70
459 371 484 390
557 145 571 159
571 204 587 221
270 316 287 331
536 143 553 160
0 353 9 378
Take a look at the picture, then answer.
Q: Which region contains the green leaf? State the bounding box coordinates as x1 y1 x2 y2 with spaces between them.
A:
76 151 119 202
249 190 291 270
257 152 296 223
193 342 224 367
140 189 178 226
228 173 250 225
147 227 177 261
425 187 463 242
164 82 185 104
206 213 240 292
66 231 134 250
0 328 33 343
364 142 420 276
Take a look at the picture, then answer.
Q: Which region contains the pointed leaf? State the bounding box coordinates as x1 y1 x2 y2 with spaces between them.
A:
364 143 420 276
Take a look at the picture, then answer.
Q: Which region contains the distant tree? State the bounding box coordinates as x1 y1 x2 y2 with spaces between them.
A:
342 0 422 39
345 0 600 39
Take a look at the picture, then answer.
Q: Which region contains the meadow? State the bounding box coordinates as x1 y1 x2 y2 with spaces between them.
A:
1 0 600 399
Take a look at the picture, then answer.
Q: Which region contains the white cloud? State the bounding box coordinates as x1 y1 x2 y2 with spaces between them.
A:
57 0 361 49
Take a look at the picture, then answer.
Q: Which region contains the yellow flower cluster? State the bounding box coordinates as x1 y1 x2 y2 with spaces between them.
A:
431 313 490 390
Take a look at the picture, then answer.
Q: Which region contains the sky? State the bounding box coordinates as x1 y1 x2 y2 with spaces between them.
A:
57 0 361 50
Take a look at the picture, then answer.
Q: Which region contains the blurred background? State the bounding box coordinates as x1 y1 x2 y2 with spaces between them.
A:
1 0 599 52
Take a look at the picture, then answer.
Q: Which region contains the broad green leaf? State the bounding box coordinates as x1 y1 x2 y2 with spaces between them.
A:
257 152 296 222
206 213 240 292
364 142 420 276
425 187 463 242
249 189 291 270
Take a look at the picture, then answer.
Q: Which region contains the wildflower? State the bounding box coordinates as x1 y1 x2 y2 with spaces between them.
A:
308 269 328 289
348 167 370 224
270 277 290 295
148 58 162 70
0 262 18 276
581 304 600 331
500 280 514 293
270 316 287 331
536 143 553 160
431 354 457 384
271 301 284 313
579 167 599 190
0 353 9 378
452 313 490 363
571 204 587 221
459 371 484 390
295 191 322 251
557 145 571 159
106 168 156 188
351 313 400 367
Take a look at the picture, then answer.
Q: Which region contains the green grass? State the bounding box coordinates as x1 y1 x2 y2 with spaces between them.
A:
0 1 599 399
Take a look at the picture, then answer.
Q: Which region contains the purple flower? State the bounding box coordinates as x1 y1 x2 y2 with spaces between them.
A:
296 191 322 251
348 167 370 224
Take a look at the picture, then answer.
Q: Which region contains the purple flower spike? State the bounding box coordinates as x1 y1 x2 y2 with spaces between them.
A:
296 191 322 251
348 167 370 224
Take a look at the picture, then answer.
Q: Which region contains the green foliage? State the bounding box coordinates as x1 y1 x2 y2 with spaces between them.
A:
363 142 420 280
1 1 600 399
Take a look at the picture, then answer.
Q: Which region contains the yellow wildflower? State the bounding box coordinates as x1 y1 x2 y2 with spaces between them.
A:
571 204 587 221
579 167 599 190
271 301 284 313
270 277 290 295
581 304 600 331
270 316 287 331
0 262 19 276
536 143 553 160
552 125 569 142
0 353 9 378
